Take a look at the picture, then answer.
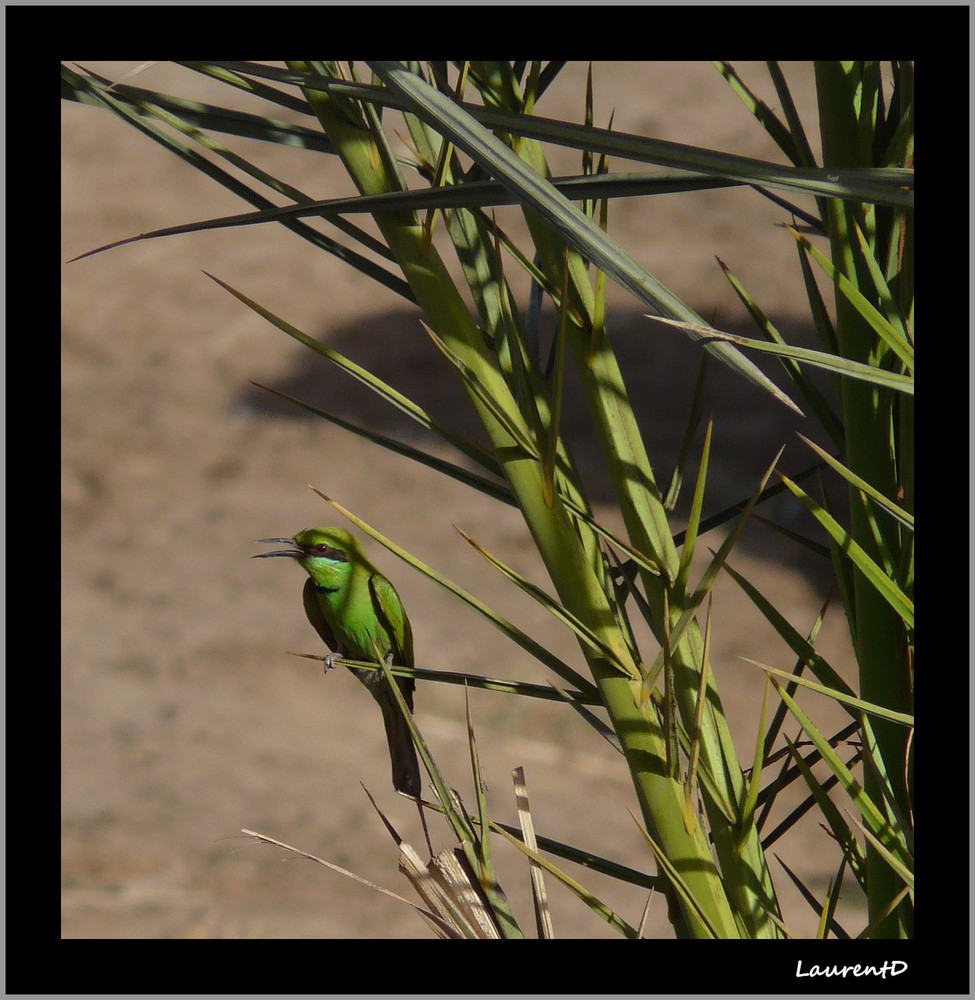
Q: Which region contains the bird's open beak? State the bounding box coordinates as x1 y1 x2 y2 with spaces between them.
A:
252 537 304 559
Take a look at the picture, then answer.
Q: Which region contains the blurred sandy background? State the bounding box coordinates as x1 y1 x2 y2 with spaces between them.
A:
61 61 863 939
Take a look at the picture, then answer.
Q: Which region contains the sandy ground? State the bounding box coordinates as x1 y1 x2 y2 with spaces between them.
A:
61 61 864 941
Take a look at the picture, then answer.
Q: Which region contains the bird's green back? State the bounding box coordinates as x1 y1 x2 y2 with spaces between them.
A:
296 527 414 669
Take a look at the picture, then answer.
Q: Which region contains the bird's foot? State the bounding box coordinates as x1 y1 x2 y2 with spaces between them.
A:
384 653 394 667
323 652 343 672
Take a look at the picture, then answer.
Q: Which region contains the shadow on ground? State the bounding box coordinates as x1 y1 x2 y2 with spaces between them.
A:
238 305 842 593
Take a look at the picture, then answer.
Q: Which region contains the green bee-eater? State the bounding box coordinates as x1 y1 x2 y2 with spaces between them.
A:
254 527 421 797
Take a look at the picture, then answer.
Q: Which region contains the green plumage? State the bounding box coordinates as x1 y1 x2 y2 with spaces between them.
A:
255 527 420 796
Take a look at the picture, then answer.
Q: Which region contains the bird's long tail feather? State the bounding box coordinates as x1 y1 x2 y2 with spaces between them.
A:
380 692 421 797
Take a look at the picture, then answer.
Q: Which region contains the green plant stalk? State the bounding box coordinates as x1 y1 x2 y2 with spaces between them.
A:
815 61 913 938
453 58 779 935
412 54 778 936
514 131 781 939
291 62 740 938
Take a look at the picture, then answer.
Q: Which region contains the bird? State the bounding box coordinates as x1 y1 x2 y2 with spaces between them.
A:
253 526 421 797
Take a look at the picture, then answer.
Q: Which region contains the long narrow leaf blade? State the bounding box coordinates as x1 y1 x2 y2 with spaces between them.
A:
740 658 912 727
214 63 914 208
206 273 502 477
62 65 412 299
490 823 640 938
797 434 914 531
294 653 598 706
456 528 637 680
786 226 915 372
252 382 514 506
770 682 912 870
648 316 913 395
779 474 914 629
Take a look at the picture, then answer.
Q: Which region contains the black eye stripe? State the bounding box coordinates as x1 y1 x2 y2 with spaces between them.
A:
314 544 349 562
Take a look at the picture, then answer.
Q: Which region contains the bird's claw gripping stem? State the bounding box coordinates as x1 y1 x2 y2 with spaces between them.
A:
323 652 343 672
